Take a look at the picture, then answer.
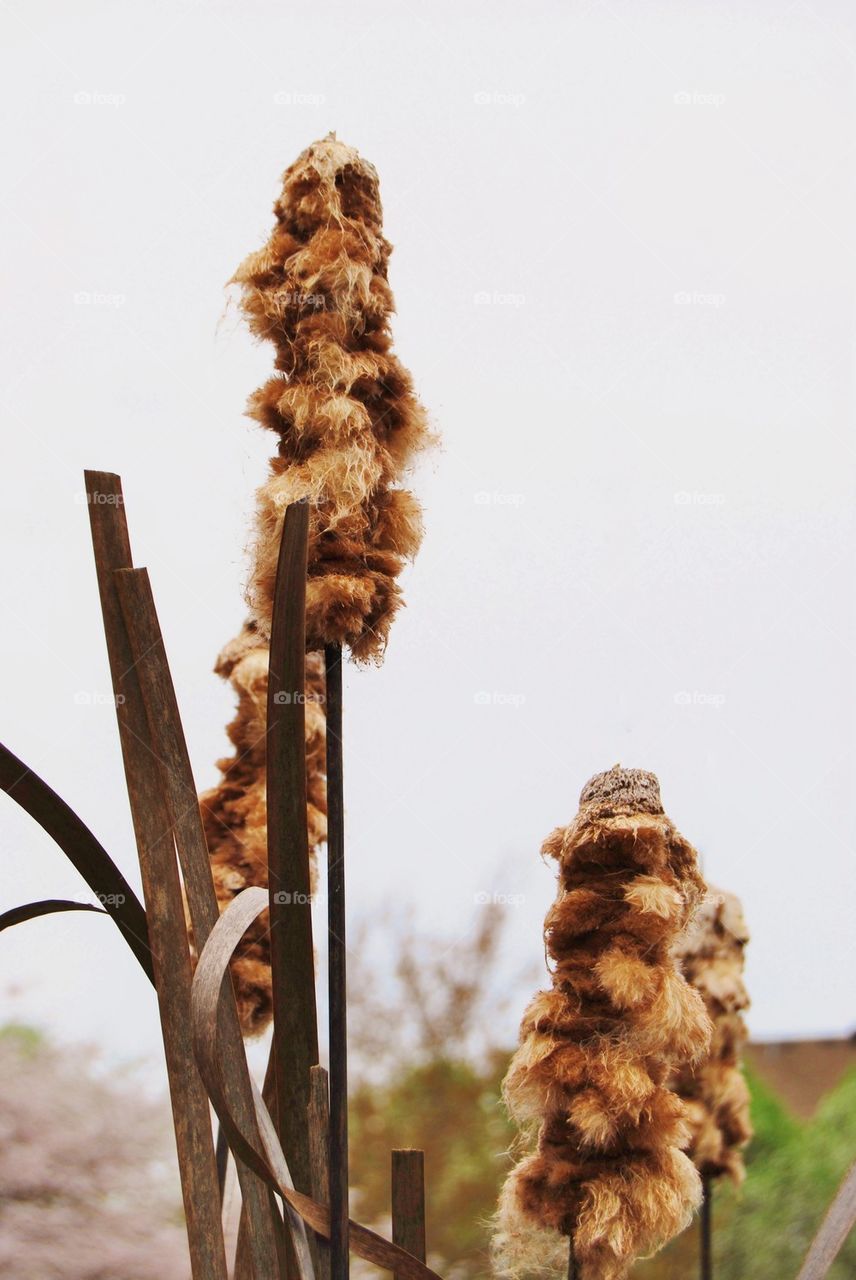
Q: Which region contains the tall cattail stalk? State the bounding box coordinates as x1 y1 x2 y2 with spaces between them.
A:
670 887 752 1184
229 132 434 1280
200 132 434 1035
492 766 712 1280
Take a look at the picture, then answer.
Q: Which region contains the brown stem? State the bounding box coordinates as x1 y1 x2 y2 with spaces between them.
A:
325 643 349 1280
267 500 319 1202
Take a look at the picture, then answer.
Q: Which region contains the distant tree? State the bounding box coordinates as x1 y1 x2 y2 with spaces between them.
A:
0 1025 189 1280
346 905 535 1279
350 1052 515 1279
6 914 849 1280
348 904 856 1280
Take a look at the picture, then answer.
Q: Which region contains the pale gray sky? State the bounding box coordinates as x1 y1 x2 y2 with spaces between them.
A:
1 0 855 1072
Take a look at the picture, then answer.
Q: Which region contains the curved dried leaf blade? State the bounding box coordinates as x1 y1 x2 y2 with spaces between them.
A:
0 742 153 982
0 898 107 933
798 1161 856 1280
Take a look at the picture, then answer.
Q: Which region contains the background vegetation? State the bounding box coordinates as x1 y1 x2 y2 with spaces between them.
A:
347 916 856 1280
3 914 853 1279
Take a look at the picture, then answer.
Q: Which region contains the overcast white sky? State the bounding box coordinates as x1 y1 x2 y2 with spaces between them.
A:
1 0 855 1076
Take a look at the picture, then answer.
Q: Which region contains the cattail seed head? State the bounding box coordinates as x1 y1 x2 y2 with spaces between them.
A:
232 132 435 662
670 887 752 1183
199 135 432 1033
493 766 712 1280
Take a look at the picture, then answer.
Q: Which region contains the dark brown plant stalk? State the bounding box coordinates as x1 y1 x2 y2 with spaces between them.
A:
492 766 712 1280
670 886 752 1184
199 629 326 1035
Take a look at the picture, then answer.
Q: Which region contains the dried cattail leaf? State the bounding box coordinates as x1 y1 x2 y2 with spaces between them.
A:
492 766 712 1280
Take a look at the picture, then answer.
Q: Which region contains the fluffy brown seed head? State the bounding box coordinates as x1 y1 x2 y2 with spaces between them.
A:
670 887 753 1182
200 137 433 1032
232 132 435 663
493 768 712 1280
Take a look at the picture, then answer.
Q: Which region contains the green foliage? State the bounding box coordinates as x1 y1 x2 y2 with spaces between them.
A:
0 1023 43 1054
346 903 536 1277
350 1047 856 1280
740 1060 801 1164
637 1065 856 1280
350 1051 515 1278
715 1068 856 1280
347 915 856 1279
